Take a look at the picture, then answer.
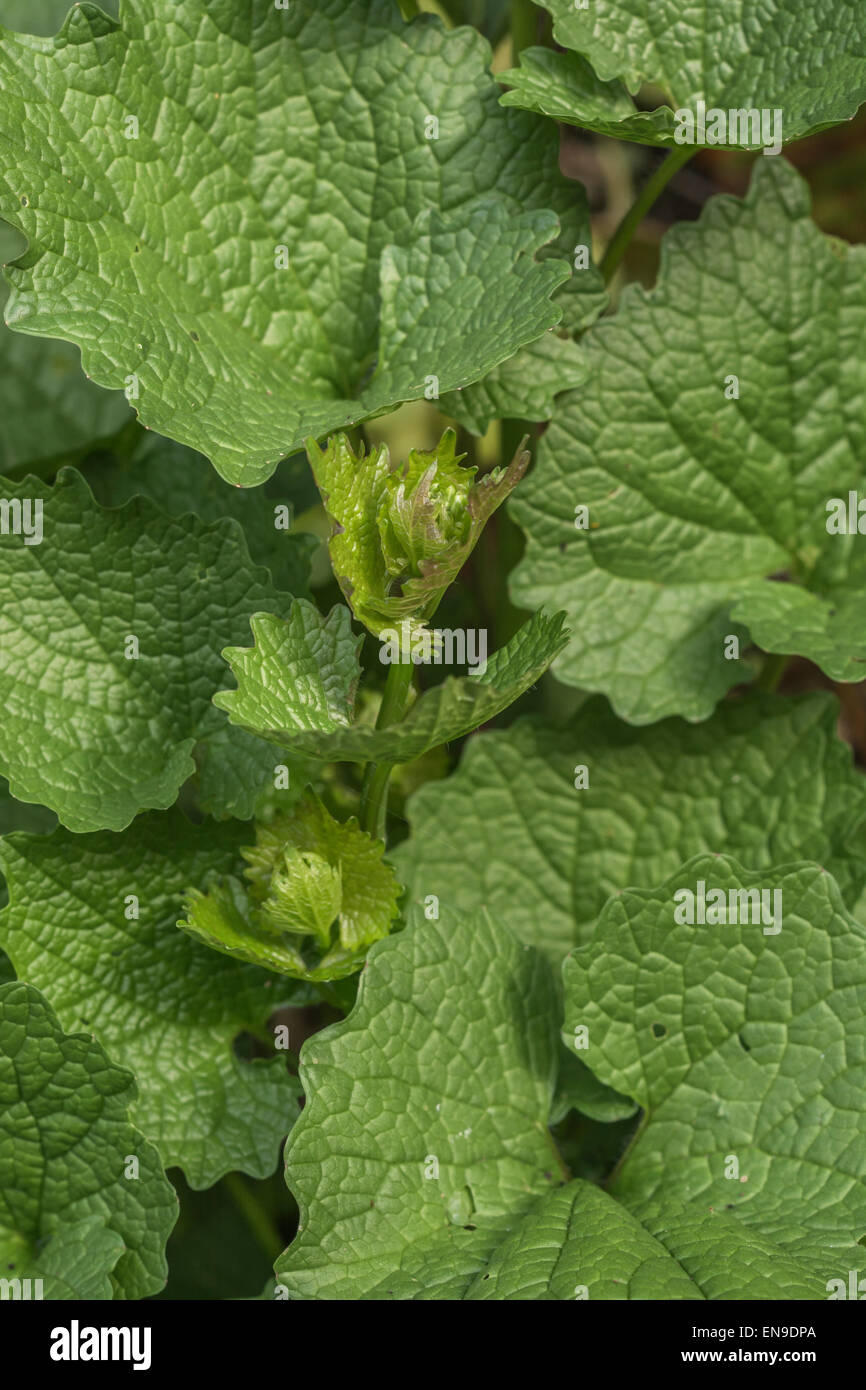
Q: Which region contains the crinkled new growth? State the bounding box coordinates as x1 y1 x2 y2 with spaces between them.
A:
308 429 528 637
181 795 401 981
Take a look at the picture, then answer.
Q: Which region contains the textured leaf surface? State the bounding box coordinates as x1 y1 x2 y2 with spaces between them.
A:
217 602 568 765
511 159 866 720
82 432 317 599
276 907 562 1299
515 0 866 146
440 330 590 437
463 1180 700 1300
395 692 866 964
634 1200 835 1300
0 0 601 484
11 1216 125 1300
563 856 866 1272
181 797 400 982
0 813 303 1187
275 901 829 1299
0 468 301 831
309 430 527 637
0 223 129 470
0 980 176 1298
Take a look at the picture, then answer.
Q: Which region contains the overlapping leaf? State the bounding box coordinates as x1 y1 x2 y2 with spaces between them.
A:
0 0 603 484
275 902 841 1298
501 0 866 148
0 980 176 1298
82 431 318 599
0 220 129 470
216 600 568 766
563 856 866 1277
511 159 866 721
0 813 304 1187
0 468 309 831
395 692 866 964
276 907 563 1299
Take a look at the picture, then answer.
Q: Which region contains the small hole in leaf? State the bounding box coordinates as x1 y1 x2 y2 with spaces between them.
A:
738 1033 751 1052
20 196 28 206
651 1022 666 1039
190 330 200 341
857 1233 866 1247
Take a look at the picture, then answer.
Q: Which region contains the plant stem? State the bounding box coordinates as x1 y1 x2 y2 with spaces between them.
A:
359 658 415 840
397 0 421 18
600 145 693 285
511 0 539 60
222 1172 284 1266
755 651 789 693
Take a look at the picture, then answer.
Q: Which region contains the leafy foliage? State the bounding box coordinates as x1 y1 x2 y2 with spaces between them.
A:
0 468 306 831
505 0 866 147
563 856 866 1281
0 0 864 1309
511 160 866 720
216 601 568 765
395 693 866 962
0 980 176 1299
0 0 601 483
0 813 303 1186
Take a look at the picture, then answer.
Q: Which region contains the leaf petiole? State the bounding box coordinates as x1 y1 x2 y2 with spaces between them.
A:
600 145 693 284
358 658 415 840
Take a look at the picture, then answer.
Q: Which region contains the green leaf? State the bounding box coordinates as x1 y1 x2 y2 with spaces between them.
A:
463 1180 701 1300
0 221 129 471
216 601 569 766
273 901 825 1298
0 0 601 484
0 980 177 1298
510 159 866 720
308 430 527 637
562 855 866 1274
0 468 305 831
440 329 589 438
0 812 305 1187
395 692 866 965
275 906 563 1299
7 1217 126 1300
1 0 117 34
508 0 866 148
501 47 678 148
181 795 401 981
81 431 318 599
634 1200 837 1301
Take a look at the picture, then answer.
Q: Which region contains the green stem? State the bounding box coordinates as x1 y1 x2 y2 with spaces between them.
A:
600 145 693 285
755 651 788 693
222 1172 284 1266
397 0 420 18
511 0 539 60
359 658 415 840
